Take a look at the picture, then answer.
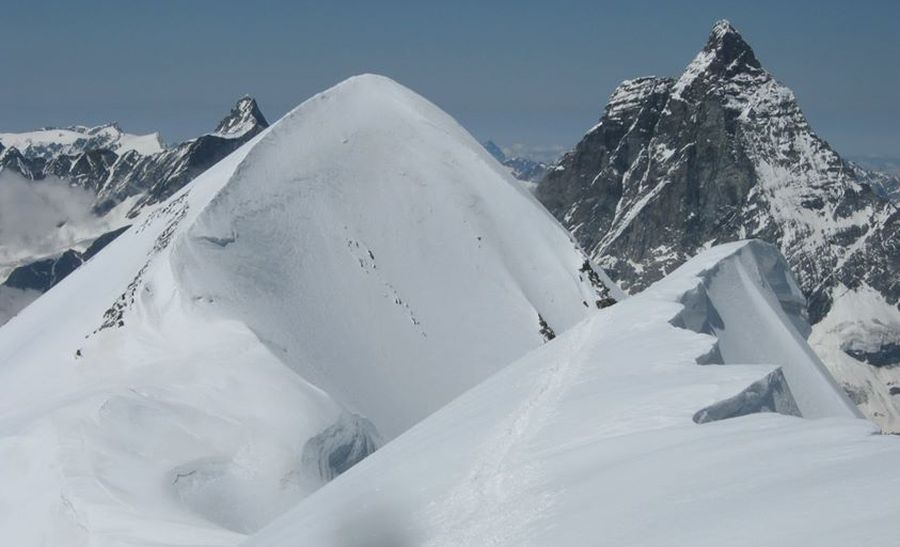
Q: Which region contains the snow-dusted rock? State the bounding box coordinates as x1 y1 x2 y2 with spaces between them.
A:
537 20 900 430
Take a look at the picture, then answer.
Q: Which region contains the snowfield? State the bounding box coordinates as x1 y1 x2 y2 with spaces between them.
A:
0 74 897 547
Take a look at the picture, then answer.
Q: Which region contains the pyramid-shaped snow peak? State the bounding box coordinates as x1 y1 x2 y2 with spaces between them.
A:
0 74 616 546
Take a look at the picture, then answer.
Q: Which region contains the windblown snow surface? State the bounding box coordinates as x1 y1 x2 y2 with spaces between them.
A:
245 241 900 547
0 75 612 546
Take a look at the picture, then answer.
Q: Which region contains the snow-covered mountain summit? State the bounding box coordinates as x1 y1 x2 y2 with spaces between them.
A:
0 74 615 546
537 20 900 430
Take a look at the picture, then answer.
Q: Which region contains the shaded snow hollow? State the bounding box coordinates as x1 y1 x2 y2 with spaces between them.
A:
0 74 615 546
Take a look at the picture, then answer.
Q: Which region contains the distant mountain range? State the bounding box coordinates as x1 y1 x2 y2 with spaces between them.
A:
0 97 269 324
482 140 549 183
848 155 900 201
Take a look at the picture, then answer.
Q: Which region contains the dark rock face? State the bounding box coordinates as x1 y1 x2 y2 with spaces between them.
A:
3 250 84 292
0 146 43 179
83 225 131 260
844 344 900 368
537 20 897 324
45 149 119 191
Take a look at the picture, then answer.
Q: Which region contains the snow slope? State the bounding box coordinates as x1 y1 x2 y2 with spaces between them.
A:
0 74 611 546
244 241 897 547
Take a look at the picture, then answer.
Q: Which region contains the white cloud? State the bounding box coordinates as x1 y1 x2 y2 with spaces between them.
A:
0 170 106 275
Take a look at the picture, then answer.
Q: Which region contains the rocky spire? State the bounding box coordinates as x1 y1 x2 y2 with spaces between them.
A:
673 20 764 98
213 96 269 138
536 19 900 429
703 19 762 72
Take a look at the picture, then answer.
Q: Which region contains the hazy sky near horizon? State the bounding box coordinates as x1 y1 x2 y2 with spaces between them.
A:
2 0 898 158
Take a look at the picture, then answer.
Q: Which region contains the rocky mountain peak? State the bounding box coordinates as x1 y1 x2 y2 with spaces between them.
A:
703 19 761 71
213 95 269 138
673 20 764 100
536 20 900 430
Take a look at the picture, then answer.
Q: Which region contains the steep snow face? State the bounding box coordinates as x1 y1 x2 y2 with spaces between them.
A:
174 74 610 436
243 241 896 547
536 20 900 429
0 75 612 546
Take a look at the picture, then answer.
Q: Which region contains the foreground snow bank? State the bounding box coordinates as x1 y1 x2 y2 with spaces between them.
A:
245 241 895 547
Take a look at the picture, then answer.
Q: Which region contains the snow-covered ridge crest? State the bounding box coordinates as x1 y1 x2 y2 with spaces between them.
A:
243 240 888 547
0 74 614 546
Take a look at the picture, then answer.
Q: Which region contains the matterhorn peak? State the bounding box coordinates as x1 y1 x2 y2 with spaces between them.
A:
672 19 764 98
701 19 762 72
213 95 269 138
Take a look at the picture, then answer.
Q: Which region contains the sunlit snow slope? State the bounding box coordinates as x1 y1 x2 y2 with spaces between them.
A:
245 241 900 547
0 75 613 546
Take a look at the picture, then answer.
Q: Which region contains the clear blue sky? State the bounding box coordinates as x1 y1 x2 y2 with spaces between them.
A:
2 0 898 158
